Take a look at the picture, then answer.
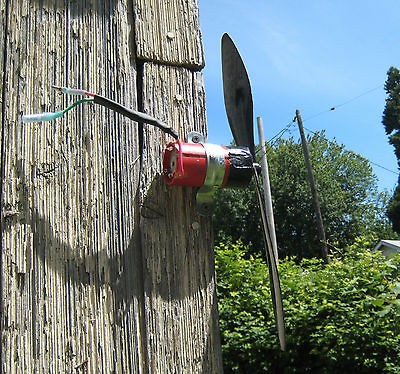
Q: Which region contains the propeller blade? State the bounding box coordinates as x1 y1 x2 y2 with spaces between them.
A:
253 166 286 351
221 33 255 157
222 32 285 350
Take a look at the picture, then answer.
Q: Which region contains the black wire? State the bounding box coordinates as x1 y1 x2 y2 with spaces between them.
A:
267 121 295 144
93 94 179 139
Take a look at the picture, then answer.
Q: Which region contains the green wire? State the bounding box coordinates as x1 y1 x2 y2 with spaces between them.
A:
62 97 94 115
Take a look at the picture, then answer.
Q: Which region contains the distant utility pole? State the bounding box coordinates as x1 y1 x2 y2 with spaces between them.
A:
295 109 329 263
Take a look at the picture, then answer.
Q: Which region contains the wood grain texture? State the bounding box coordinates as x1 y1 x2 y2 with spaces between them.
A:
1 1 144 372
139 63 222 373
135 0 205 69
1 0 222 373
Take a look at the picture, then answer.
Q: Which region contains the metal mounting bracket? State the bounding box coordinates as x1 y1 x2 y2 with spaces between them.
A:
187 133 225 215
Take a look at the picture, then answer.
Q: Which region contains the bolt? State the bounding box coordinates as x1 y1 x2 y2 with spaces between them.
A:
167 31 175 40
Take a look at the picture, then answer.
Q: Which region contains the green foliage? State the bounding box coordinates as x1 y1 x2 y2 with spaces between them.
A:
383 67 400 158
213 132 394 259
383 66 400 233
216 241 400 373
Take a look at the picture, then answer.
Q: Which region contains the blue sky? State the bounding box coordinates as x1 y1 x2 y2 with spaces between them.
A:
198 0 400 192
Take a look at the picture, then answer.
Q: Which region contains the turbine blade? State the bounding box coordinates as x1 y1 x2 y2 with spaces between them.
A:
221 33 255 157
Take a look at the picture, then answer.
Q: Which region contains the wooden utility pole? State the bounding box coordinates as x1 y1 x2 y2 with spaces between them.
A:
0 1 222 373
295 110 329 263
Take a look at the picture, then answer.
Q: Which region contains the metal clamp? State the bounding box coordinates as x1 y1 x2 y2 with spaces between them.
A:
196 143 227 216
186 131 205 144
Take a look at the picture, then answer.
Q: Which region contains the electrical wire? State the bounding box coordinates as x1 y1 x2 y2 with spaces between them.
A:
302 85 384 123
256 120 397 178
264 84 384 145
301 125 398 176
369 161 398 175
267 121 296 144
329 85 383 111
255 84 393 176
22 97 94 123
64 98 94 112
52 85 95 97
92 94 178 139
23 85 179 140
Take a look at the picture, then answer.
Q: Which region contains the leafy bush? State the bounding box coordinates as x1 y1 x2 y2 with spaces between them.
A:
216 240 400 373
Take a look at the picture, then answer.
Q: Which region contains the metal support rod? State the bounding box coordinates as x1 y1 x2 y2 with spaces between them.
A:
257 117 279 262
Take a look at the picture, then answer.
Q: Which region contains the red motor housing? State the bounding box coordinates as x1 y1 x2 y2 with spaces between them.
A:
163 141 253 189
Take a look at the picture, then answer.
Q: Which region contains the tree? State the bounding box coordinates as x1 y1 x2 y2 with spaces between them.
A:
213 132 394 259
382 66 400 233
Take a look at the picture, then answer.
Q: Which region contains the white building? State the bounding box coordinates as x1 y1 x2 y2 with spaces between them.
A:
374 240 400 257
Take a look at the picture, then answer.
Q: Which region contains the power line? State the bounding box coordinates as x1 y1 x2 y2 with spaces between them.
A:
267 84 384 144
330 85 383 111
260 122 398 177
302 84 384 122
367 161 397 176
268 121 296 143
259 84 397 177
301 126 398 176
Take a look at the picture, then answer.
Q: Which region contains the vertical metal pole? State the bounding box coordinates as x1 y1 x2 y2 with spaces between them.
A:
257 117 279 261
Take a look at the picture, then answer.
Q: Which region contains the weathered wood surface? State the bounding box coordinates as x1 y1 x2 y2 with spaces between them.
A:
135 0 204 68
140 63 220 373
0 0 222 373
